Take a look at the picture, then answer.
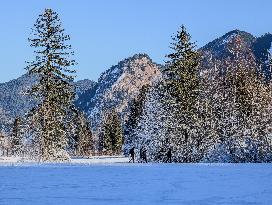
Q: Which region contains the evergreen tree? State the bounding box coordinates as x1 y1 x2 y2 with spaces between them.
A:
10 117 23 157
165 25 200 110
97 131 105 155
0 132 10 157
124 85 149 154
25 8 76 161
100 110 123 155
74 110 94 156
225 35 257 118
133 82 169 162
162 25 201 162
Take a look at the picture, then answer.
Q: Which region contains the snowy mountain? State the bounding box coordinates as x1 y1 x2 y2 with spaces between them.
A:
75 54 162 132
200 30 255 58
200 29 272 77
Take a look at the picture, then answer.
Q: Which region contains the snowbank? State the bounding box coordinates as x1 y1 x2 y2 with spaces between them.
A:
0 155 129 165
70 156 129 164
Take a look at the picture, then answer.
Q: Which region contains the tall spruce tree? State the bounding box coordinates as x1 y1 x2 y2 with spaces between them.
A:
26 9 76 161
165 25 200 110
163 25 201 162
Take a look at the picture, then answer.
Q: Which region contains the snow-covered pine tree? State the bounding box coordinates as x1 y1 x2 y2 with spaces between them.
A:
10 117 23 157
162 25 202 162
197 58 224 161
164 25 200 109
220 35 267 162
244 54 272 162
25 9 76 162
99 110 123 155
203 34 272 162
133 81 169 162
124 85 150 154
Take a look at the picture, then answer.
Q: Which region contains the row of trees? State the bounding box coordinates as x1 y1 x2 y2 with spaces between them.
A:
0 108 93 159
125 26 272 163
2 105 123 160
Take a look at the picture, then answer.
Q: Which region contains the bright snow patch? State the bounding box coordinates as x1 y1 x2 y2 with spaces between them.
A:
0 157 22 163
70 156 129 164
0 156 129 165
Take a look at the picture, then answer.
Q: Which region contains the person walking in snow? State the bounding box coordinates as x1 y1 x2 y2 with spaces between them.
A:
142 148 147 163
166 148 172 163
129 147 135 163
140 147 148 163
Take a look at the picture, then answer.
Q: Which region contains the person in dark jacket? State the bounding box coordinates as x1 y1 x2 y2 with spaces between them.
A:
129 147 135 163
142 149 148 163
139 147 143 161
166 148 172 163
140 147 148 163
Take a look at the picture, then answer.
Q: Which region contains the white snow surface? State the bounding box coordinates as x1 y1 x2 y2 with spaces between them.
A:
0 156 129 164
71 156 129 164
0 161 271 205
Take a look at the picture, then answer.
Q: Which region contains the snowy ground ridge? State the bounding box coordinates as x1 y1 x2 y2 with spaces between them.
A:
0 156 129 165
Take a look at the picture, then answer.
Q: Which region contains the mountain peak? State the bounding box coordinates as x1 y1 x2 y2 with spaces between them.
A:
225 29 249 36
222 29 254 42
202 29 254 48
200 29 255 60
130 53 151 61
98 53 155 83
117 53 153 68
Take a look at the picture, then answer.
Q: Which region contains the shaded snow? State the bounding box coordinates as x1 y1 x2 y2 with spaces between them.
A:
0 163 271 205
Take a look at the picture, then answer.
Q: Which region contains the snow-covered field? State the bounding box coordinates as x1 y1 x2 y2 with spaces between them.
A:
0 160 271 205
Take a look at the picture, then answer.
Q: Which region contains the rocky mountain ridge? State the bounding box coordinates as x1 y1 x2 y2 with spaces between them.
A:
75 53 162 132
200 29 272 77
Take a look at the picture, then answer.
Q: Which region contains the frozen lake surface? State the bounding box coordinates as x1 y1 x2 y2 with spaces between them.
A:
0 163 271 205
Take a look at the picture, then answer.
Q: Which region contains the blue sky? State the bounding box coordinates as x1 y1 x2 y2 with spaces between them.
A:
0 0 271 83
